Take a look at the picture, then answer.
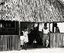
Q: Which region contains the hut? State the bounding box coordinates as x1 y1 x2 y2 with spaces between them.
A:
0 0 64 50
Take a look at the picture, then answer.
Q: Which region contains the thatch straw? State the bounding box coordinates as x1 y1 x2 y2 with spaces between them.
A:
0 0 63 22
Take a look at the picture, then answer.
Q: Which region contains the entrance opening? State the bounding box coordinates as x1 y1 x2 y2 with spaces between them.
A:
20 22 50 49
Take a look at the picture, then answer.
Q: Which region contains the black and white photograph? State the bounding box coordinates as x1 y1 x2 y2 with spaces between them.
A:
0 0 64 53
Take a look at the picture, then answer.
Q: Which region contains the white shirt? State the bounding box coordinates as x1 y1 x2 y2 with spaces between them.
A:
20 36 25 41
20 36 25 45
43 28 49 34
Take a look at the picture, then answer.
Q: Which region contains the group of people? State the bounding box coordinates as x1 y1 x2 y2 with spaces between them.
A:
19 22 60 49
20 23 50 49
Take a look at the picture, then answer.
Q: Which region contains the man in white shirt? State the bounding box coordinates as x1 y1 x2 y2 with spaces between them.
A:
43 23 49 48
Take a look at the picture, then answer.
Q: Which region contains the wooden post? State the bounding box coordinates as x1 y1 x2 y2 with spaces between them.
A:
19 21 20 35
18 21 20 50
49 23 50 32
49 23 50 48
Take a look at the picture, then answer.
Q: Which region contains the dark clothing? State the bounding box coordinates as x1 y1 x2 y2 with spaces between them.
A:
28 27 43 45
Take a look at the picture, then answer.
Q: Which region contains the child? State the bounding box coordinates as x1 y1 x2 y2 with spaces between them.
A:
20 31 25 49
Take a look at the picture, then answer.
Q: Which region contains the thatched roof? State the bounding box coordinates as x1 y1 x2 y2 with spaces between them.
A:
0 0 63 22
58 0 64 4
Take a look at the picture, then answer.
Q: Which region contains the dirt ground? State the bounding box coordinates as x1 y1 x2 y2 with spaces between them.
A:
0 48 64 53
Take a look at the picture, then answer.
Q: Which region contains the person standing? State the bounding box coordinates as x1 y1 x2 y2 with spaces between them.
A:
53 22 60 33
22 28 29 49
20 31 25 49
43 23 49 48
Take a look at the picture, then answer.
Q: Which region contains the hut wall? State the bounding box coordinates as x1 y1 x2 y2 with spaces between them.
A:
50 33 64 48
0 35 19 51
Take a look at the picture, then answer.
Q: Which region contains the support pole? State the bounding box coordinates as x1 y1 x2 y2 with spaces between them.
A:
49 23 50 48
49 23 50 32
19 21 20 35
18 21 20 50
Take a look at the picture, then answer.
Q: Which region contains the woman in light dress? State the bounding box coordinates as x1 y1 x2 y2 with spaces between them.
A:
22 29 29 44
22 28 29 49
20 28 29 49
